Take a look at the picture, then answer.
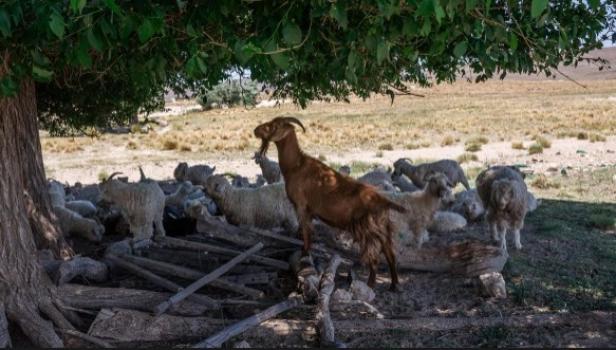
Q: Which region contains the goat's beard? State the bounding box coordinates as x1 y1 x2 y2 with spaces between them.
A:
258 138 270 159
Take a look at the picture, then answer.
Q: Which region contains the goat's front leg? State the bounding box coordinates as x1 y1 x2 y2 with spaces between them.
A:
513 221 524 250
498 222 508 252
296 209 314 255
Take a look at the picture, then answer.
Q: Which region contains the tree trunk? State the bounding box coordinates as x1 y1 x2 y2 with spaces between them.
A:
1 59 72 346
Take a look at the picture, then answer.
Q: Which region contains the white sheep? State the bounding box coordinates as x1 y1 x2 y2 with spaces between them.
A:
204 174 298 232
99 172 166 242
393 158 470 190
391 173 420 193
357 166 396 192
173 162 216 186
476 166 529 251
428 211 467 233
450 189 485 221
65 200 97 218
253 152 281 184
53 205 104 242
384 172 455 248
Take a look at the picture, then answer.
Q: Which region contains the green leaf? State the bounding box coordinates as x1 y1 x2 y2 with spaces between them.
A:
32 65 53 81
420 20 432 36
271 52 290 70
465 0 478 13
282 23 302 46
347 50 358 68
103 0 121 14
138 19 154 43
70 0 87 14
0 9 11 37
330 4 348 29
76 38 92 68
531 0 548 18
49 13 65 39
376 40 390 64
434 1 446 24
235 41 260 64
509 32 519 50
588 0 600 9
87 28 103 51
453 41 468 57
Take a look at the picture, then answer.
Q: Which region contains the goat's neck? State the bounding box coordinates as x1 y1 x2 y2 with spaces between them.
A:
275 131 304 174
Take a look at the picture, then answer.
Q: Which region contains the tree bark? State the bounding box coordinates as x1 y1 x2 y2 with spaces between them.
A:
0 62 72 346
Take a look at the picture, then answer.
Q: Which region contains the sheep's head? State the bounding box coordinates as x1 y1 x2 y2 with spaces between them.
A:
425 172 455 203
178 181 201 196
392 158 412 176
98 172 125 201
173 162 189 181
491 179 515 210
463 198 485 221
254 117 305 158
204 175 231 200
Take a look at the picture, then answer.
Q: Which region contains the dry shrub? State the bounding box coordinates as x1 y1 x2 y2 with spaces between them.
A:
457 152 478 164
577 132 588 140
126 141 138 150
589 133 606 142
528 143 543 155
532 135 551 148
465 142 482 152
179 144 192 152
511 142 525 150
441 135 456 146
162 139 179 150
378 143 394 151
531 174 561 189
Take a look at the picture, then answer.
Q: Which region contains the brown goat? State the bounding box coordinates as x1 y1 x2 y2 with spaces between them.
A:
254 116 406 291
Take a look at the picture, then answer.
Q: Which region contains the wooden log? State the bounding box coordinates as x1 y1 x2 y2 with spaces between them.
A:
87 308 227 343
57 328 114 348
105 254 220 310
58 284 212 317
195 216 260 247
222 272 277 286
398 241 508 276
156 236 289 270
145 247 268 275
193 294 303 348
120 254 264 299
316 254 343 347
154 243 264 316
0 304 11 348
56 256 108 285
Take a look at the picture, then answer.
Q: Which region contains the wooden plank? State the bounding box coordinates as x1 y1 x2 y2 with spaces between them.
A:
222 272 277 286
316 254 343 347
105 254 220 310
156 236 289 270
154 243 264 316
120 254 264 299
193 294 303 348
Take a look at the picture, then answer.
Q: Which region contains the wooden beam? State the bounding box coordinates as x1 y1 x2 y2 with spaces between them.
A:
156 236 289 270
120 254 264 299
105 254 220 310
154 243 264 316
193 294 303 348
316 254 343 347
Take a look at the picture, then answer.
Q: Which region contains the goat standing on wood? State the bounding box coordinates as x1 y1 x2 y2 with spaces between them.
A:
254 117 406 291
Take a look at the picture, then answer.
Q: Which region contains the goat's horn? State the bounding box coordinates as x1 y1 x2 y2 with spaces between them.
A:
281 117 306 132
106 172 123 182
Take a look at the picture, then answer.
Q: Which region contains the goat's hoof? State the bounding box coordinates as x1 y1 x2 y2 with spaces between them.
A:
389 284 402 293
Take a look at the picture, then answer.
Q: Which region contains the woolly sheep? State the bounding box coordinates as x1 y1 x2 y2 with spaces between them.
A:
450 189 485 221
65 200 98 218
253 152 281 184
393 158 470 190
173 162 216 186
428 211 467 233
391 173 420 193
205 174 298 232
476 166 529 251
165 181 203 207
357 166 396 192
53 205 104 242
48 180 66 207
384 172 455 248
99 172 166 242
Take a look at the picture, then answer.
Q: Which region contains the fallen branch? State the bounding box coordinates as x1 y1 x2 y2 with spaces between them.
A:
0 305 11 348
154 243 264 316
105 254 220 310
156 236 289 270
87 308 227 343
59 284 211 316
193 294 303 348
195 216 260 247
316 254 343 347
289 251 321 303
222 272 277 286
57 328 114 348
145 246 265 275
120 254 264 299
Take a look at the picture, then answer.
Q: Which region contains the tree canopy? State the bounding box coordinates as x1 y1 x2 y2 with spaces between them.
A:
0 0 614 133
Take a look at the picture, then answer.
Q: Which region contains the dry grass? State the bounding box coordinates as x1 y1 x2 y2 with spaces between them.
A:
531 174 561 189
511 142 525 150
532 135 552 148
457 152 479 164
465 142 482 152
441 135 456 146
528 143 544 155
589 133 607 142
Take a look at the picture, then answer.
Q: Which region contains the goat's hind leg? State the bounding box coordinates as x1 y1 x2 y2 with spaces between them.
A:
382 243 400 292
